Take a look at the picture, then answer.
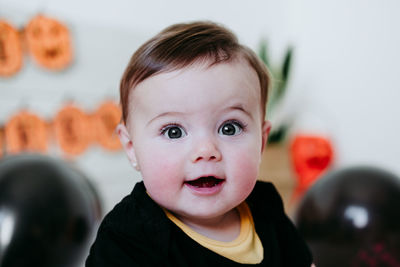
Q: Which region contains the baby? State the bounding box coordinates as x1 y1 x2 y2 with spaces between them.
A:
86 21 313 266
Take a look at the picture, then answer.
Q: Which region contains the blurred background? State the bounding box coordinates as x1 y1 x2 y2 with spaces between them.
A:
0 0 400 265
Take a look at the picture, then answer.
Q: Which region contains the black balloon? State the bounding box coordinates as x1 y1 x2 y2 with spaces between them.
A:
295 166 400 267
0 154 102 267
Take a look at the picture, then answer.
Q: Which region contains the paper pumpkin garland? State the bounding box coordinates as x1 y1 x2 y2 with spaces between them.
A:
0 15 73 76
0 101 122 157
4 111 48 154
25 15 73 70
53 105 90 156
0 20 23 77
92 101 122 151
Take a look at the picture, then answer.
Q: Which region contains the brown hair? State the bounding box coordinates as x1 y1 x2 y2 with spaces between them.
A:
120 21 270 123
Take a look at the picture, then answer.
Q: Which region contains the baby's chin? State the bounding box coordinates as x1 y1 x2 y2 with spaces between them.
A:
169 201 242 224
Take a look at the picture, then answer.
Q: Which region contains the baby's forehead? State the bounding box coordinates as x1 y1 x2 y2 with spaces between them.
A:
132 57 260 95
128 59 262 119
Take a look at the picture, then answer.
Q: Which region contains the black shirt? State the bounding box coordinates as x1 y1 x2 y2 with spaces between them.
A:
86 181 312 266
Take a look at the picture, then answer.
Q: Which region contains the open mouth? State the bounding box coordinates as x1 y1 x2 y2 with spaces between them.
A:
185 176 224 188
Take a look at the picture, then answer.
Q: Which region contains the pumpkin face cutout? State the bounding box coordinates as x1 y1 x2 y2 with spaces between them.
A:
0 20 23 77
54 105 90 156
4 111 48 154
92 101 122 151
25 15 72 70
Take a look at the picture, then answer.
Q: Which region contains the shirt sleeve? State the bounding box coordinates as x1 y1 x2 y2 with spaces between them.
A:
268 184 313 266
85 223 160 267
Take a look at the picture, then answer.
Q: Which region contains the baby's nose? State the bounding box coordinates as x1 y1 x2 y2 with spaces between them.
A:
190 139 222 163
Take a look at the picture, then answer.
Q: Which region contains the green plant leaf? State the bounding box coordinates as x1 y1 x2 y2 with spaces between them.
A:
282 46 293 81
258 40 295 144
267 124 289 144
258 40 269 67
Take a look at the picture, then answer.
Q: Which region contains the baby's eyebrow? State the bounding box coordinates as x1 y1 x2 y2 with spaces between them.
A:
227 104 253 119
147 105 252 126
147 111 184 126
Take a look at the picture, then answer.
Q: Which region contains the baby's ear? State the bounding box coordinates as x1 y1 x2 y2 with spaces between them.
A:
261 120 271 153
116 124 140 171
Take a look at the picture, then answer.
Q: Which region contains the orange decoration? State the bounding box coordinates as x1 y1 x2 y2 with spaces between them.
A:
0 129 4 158
4 111 48 154
0 20 23 77
92 101 122 151
25 15 73 70
54 105 90 156
290 135 334 201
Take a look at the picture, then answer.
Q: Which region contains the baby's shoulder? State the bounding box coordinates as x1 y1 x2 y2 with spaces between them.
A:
99 190 143 237
250 181 284 204
247 181 285 218
86 182 170 265
99 182 167 239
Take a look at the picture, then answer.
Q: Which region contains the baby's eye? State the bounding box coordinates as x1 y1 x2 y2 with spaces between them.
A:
218 121 243 136
161 125 187 139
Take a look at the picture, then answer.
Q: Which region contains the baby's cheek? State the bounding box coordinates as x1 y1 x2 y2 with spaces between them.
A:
234 147 260 173
231 153 260 191
141 154 182 196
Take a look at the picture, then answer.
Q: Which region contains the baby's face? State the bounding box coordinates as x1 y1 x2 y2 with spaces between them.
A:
122 59 269 224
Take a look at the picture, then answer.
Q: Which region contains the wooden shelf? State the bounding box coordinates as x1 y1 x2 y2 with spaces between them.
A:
257 143 299 217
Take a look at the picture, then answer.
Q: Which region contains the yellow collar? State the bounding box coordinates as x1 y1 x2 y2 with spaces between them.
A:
164 202 263 264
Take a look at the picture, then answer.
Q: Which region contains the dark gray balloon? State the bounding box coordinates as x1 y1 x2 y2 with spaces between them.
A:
295 166 400 267
0 154 102 267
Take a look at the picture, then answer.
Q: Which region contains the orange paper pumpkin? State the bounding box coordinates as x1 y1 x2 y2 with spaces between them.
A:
54 105 90 156
290 135 334 198
0 20 23 77
4 111 48 154
0 129 4 158
93 101 122 151
25 15 72 70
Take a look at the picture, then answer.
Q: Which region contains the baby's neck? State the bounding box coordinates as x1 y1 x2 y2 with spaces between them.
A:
177 208 241 242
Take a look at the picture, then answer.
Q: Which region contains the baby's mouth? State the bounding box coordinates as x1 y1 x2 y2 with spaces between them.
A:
186 176 224 188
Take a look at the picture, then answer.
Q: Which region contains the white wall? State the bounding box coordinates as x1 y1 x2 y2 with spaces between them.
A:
285 0 400 175
1 0 400 214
